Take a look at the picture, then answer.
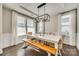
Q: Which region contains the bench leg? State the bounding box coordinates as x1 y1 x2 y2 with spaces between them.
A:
47 52 51 56
22 45 29 49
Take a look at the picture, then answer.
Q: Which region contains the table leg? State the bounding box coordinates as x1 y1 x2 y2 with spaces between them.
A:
54 43 59 56
55 49 58 56
55 43 58 49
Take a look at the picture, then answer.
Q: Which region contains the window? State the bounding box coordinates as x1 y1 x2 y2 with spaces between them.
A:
16 16 26 36
59 9 77 45
27 18 35 34
38 20 44 33
61 15 71 37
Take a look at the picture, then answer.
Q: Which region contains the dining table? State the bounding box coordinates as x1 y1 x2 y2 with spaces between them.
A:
26 34 62 49
23 34 62 56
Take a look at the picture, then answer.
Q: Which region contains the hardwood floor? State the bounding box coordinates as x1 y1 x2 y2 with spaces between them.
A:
62 44 79 56
0 43 79 56
0 43 48 56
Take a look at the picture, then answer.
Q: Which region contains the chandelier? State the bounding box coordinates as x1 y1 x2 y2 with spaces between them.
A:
35 3 50 22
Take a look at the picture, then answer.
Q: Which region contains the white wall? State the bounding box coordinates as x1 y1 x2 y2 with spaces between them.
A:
2 7 13 48
45 15 58 33
3 7 12 33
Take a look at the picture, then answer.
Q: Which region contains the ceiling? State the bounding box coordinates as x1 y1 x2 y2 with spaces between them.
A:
18 3 79 15
3 3 79 18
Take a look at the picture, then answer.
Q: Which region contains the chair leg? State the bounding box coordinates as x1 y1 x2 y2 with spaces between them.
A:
58 50 62 56
55 49 62 56
61 48 65 54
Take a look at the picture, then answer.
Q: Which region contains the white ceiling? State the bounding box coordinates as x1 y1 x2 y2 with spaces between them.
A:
3 3 79 18
19 3 78 14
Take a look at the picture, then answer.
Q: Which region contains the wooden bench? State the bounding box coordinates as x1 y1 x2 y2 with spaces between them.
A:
23 39 57 56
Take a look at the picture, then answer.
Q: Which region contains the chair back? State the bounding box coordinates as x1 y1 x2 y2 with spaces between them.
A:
27 32 32 35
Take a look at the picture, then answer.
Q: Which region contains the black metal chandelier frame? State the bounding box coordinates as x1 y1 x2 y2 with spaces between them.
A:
35 3 50 22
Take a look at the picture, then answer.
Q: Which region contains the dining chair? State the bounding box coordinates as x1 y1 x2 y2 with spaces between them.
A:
58 36 65 56
27 32 32 35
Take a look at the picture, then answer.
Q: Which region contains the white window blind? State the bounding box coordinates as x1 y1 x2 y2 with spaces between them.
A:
27 18 35 34
16 15 26 36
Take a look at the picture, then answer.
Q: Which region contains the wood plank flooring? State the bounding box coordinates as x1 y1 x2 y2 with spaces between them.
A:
0 43 79 56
